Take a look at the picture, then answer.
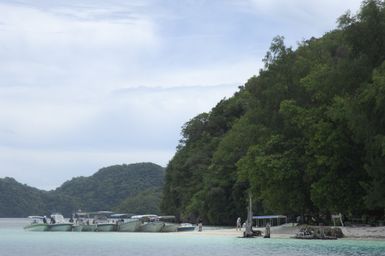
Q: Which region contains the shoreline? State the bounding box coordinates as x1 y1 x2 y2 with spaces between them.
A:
179 224 385 240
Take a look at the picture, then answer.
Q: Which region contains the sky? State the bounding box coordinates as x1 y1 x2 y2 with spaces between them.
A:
0 0 363 190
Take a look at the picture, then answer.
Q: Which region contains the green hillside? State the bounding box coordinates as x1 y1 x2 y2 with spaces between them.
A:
161 0 385 225
0 177 47 217
0 163 164 217
54 162 165 212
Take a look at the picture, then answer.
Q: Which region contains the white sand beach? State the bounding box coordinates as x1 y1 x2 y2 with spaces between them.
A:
179 224 385 240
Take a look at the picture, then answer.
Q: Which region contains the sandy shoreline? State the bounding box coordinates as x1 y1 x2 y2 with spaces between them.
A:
178 224 385 240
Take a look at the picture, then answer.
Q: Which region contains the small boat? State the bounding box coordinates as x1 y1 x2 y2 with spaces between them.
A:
117 219 141 232
112 214 141 232
96 223 116 232
81 224 97 232
138 221 165 232
48 213 73 231
72 211 97 232
161 223 179 232
72 224 83 232
132 215 165 232
24 216 49 231
92 211 116 232
177 223 195 232
160 216 178 232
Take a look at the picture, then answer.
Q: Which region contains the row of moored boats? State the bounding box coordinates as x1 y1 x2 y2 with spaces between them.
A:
24 212 195 232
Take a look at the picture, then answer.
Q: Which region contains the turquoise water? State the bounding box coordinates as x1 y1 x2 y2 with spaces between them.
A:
1 219 385 256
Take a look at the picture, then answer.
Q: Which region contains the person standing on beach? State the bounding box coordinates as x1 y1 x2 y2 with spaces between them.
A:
264 222 271 238
198 218 203 232
236 217 241 231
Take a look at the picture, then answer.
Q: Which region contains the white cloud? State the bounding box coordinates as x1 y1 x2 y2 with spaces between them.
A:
0 0 366 189
0 2 156 48
0 2 159 90
238 0 363 47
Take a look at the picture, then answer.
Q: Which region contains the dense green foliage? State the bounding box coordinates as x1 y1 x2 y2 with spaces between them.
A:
114 188 162 215
0 163 164 217
161 0 385 225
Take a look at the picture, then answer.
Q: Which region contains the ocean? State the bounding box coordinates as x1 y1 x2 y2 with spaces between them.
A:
1 218 384 256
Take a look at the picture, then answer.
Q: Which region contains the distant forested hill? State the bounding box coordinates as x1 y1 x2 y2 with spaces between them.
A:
0 163 164 217
161 0 385 225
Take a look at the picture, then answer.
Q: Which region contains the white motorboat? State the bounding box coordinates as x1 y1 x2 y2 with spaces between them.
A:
72 224 83 232
132 215 165 232
177 223 195 232
92 211 116 232
112 214 141 232
161 223 179 232
24 216 49 231
138 221 165 232
48 213 73 231
96 223 116 232
81 223 97 232
160 216 178 232
73 211 97 232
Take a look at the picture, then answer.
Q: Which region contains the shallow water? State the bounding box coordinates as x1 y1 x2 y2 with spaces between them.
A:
1 219 385 256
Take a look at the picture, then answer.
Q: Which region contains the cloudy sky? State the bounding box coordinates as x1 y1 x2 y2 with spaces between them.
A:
0 0 362 190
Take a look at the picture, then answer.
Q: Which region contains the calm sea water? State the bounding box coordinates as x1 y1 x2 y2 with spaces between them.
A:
1 218 385 256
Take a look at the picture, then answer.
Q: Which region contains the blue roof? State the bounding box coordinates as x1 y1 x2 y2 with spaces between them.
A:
253 215 287 219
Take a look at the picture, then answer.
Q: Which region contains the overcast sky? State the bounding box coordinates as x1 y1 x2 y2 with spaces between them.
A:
0 0 362 190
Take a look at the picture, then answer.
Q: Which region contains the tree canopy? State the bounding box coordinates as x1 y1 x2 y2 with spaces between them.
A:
0 163 164 217
161 0 385 225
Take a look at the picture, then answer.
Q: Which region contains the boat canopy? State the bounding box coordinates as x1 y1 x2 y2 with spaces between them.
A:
74 212 89 217
131 214 159 220
110 213 134 218
88 211 114 216
95 211 114 214
28 216 45 219
252 215 287 219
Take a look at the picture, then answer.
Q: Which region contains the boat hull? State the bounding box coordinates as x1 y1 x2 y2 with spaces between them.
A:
161 223 179 232
96 223 116 232
24 223 49 232
48 223 73 232
72 225 83 232
117 220 141 232
177 224 195 232
81 224 97 232
138 222 165 232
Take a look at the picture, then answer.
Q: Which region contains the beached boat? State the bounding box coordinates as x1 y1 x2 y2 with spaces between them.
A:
96 223 116 232
81 224 97 232
138 221 165 232
177 223 195 232
72 224 83 232
72 211 97 232
132 215 165 232
24 216 49 231
48 214 73 231
160 216 179 232
117 219 141 232
112 214 141 232
92 211 116 232
161 223 179 232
